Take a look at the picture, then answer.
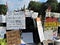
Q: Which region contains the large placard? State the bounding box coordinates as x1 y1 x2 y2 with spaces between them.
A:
6 11 25 30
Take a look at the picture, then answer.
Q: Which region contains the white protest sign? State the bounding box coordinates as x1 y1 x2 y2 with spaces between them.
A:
32 12 38 19
0 15 6 23
0 27 6 38
6 11 25 30
36 17 45 42
2 15 6 23
25 10 32 17
46 12 60 18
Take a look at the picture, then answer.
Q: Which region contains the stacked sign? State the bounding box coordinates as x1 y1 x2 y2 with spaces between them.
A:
44 12 60 40
6 11 26 45
6 11 25 30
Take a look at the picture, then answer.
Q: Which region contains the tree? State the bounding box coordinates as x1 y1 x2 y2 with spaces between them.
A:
57 3 60 13
47 0 58 3
28 0 59 23
28 1 42 13
46 0 58 12
0 5 7 15
28 1 49 21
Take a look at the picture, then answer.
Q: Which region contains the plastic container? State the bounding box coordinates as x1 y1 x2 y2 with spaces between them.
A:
54 39 60 45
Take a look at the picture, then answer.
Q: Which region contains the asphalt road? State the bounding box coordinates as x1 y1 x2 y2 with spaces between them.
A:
26 43 42 45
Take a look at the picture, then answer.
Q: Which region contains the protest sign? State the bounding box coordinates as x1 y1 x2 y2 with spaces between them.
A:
44 12 60 40
6 11 25 30
44 12 59 31
0 15 6 23
6 30 21 45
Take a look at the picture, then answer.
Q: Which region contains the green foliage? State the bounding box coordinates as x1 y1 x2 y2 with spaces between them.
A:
57 3 60 13
28 0 59 13
46 0 58 12
0 38 7 45
47 0 58 3
28 0 59 17
28 1 42 12
28 0 59 23
0 5 7 15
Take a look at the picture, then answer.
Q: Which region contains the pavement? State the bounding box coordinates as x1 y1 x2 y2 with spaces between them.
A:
26 43 42 45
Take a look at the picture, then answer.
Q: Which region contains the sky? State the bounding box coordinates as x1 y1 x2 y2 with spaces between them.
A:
0 0 60 11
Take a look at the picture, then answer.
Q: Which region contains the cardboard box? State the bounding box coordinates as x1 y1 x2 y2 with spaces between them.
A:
6 30 21 45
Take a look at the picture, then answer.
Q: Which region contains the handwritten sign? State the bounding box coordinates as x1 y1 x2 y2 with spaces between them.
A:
6 11 25 30
6 30 21 45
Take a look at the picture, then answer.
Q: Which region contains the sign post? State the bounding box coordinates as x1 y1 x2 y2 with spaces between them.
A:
36 17 45 42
